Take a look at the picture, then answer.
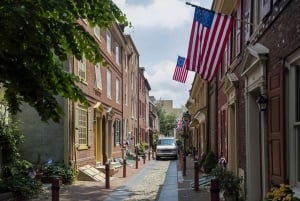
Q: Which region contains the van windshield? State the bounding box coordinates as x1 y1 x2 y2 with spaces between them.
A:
157 139 175 145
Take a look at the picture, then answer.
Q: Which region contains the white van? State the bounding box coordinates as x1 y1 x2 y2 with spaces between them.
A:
156 137 177 160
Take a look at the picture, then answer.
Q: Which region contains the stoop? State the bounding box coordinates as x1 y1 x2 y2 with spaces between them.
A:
78 165 106 182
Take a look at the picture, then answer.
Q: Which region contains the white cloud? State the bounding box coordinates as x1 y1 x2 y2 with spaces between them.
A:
113 0 211 108
144 60 195 108
114 0 210 29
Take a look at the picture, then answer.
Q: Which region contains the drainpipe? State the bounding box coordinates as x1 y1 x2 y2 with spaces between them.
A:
206 82 210 152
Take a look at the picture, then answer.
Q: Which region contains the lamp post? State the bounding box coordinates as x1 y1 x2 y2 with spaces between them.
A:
182 111 191 176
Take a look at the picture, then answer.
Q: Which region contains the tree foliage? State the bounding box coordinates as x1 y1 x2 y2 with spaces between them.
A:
157 107 177 136
0 0 129 122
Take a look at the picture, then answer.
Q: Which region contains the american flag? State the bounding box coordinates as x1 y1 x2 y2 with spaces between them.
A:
186 7 234 81
176 119 183 130
172 56 188 83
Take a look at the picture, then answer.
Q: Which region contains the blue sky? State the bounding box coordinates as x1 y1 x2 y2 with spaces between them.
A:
113 0 213 108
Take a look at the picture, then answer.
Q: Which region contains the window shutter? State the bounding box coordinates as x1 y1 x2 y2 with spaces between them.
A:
236 1 242 56
218 110 222 157
261 0 271 20
88 107 93 147
74 103 79 147
244 1 252 42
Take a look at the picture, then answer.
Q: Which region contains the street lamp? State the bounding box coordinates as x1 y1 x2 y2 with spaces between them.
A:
256 94 268 111
182 111 191 176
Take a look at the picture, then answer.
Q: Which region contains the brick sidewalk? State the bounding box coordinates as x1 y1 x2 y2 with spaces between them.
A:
32 156 151 201
177 154 211 201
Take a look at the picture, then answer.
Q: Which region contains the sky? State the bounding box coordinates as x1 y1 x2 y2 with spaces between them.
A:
113 0 213 108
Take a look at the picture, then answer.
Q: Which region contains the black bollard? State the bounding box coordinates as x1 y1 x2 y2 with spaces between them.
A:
210 178 220 201
135 147 139 169
105 163 110 189
123 159 127 178
183 154 186 176
194 161 199 191
51 176 61 201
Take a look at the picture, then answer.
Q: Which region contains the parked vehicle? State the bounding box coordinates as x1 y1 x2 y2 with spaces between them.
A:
156 137 177 160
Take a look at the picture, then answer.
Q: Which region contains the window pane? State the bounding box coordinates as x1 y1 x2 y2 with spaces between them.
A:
95 63 102 90
107 32 111 54
116 79 120 103
107 70 112 98
78 57 86 80
78 107 87 145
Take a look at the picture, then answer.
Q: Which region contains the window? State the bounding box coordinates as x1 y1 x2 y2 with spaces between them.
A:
131 72 134 90
116 79 120 103
107 70 112 99
125 53 128 72
115 44 120 65
78 56 86 81
106 31 111 54
114 119 121 145
94 25 100 41
125 84 128 105
76 106 88 148
95 63 102 90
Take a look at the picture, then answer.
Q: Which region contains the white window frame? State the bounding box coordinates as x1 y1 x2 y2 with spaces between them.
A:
76 106 88 149
95 63 102 90
286 49 300 197
116 78 120 103
116 44 120 65
107 69 112 99
114 119 121 145
78 56 86 81
94 25 100 41
106 31 111 54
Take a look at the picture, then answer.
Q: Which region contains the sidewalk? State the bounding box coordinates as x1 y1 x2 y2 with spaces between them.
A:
32 154 213 201
177 155 211 201
32 156 152 201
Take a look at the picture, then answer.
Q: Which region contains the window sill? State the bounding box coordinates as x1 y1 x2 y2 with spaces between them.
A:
77 145 89 150
94 88 102 93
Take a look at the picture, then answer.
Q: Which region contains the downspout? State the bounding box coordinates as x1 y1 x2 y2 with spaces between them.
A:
215 75 219 154
206 81 210 153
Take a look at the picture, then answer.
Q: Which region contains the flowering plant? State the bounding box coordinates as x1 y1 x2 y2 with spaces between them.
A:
265 184 299 201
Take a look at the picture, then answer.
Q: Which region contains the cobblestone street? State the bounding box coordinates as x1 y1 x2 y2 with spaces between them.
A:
123 161 170 201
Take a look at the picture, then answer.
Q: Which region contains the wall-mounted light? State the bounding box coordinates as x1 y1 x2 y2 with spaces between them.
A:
182 111 191 123
256 94 268 111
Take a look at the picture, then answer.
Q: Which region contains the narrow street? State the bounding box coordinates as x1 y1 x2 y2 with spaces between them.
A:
105 160 175 201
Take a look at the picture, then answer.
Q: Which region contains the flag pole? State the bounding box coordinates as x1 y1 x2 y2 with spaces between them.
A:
185 1 254 26
185 2 211 12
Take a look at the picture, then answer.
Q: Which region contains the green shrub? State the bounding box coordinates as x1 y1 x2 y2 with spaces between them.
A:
42 164 76 184
199 151 217 173
209 166 243 198
2 175 42 200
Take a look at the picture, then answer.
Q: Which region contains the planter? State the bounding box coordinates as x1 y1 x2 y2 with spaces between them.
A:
224 192 238 201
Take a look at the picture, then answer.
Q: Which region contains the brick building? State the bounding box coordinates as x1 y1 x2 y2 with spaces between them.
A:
186 0 300 200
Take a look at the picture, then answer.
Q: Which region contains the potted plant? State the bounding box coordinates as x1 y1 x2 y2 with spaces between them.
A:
264 184 299 201
199 151 217 173
209 166 243 201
